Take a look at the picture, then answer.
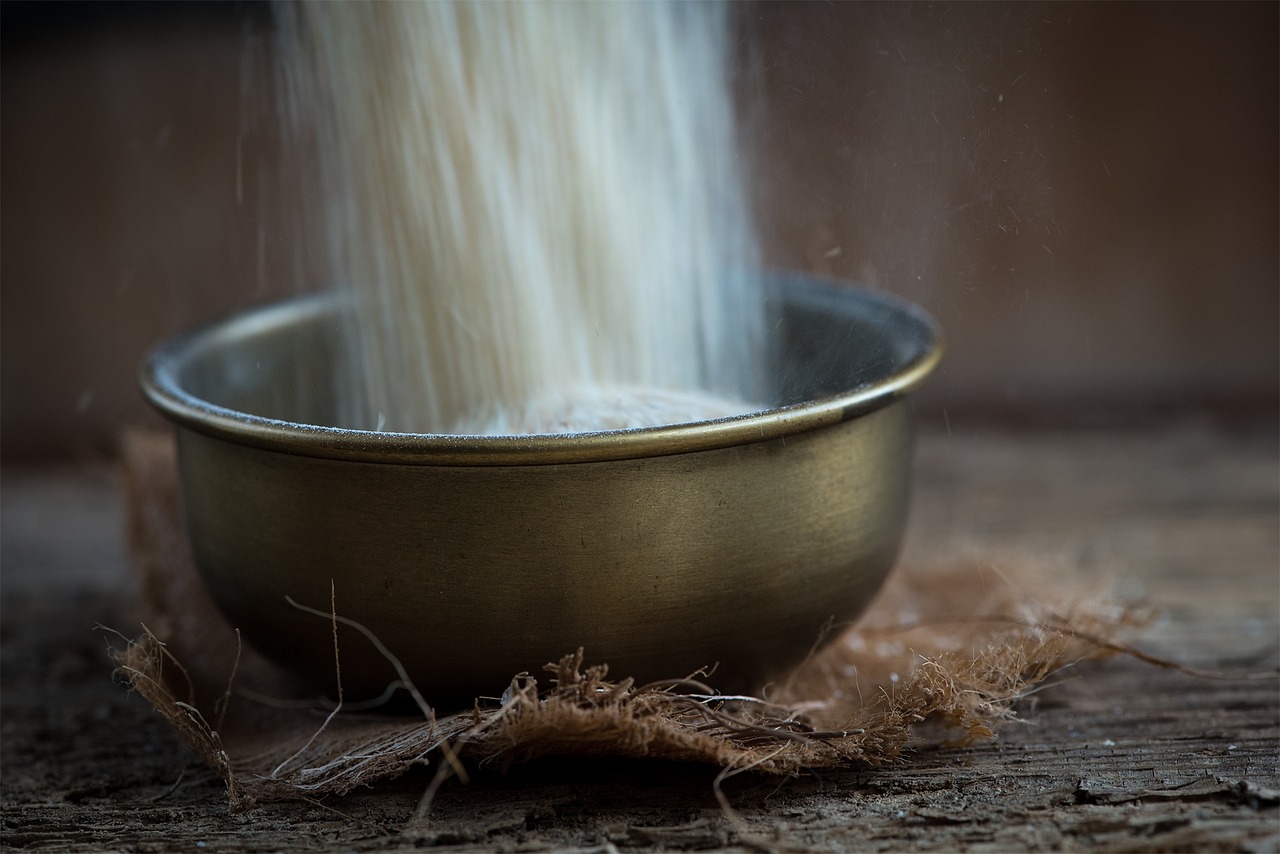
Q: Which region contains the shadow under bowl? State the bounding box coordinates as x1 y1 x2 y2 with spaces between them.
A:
140 273 942 707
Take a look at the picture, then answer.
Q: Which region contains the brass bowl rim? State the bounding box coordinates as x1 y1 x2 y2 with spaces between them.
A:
140 275 943 466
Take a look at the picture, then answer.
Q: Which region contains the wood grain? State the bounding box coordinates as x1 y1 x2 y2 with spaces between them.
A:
2 421 1276 851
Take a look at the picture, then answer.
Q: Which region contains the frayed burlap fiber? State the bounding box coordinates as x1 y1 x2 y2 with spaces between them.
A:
114 430 1147 811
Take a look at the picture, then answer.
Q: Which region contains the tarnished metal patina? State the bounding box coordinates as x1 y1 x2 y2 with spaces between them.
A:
141 274 942 706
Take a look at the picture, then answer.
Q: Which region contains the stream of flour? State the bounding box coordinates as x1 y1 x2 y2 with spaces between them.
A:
279 2 765 435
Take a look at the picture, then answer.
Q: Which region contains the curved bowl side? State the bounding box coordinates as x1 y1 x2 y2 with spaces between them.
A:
175 400 915 702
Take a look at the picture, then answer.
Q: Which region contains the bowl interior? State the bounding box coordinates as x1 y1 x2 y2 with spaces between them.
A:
148 275 939 448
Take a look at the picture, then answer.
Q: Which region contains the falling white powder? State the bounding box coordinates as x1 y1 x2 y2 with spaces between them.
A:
278 2 765 435
453 383 750 437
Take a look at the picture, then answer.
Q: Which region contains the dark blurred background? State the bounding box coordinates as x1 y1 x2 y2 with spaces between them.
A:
3 1 1277 461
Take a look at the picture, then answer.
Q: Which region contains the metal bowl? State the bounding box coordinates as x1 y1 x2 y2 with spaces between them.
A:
140 274 941 706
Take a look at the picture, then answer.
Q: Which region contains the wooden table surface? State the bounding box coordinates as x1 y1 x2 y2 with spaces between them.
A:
2 419 1277 851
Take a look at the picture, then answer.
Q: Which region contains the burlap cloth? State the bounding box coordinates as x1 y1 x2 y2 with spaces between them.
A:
113 431 1148 812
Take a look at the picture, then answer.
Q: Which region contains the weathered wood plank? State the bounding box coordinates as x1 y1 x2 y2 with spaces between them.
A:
2 422 1276 851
